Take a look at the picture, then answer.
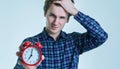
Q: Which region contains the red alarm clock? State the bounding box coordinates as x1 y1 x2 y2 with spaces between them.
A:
21 41 43 66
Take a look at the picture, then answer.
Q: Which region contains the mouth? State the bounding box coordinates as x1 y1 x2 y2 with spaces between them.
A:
51 26 58 30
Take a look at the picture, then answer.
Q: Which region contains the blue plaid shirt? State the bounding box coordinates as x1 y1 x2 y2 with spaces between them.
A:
14 12 108 69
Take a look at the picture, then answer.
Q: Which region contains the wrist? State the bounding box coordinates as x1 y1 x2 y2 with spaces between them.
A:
71 8 79 16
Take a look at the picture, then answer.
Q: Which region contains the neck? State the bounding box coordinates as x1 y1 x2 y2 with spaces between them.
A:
45 28 60 41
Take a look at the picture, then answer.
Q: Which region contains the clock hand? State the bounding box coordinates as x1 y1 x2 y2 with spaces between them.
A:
27 49 33 61
27 54 32 61
31 49 33 55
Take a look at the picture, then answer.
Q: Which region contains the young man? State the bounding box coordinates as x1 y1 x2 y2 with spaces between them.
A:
14 0 108 69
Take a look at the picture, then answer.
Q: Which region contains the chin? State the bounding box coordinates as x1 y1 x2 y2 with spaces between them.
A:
50 29 60 34
51 30 58 34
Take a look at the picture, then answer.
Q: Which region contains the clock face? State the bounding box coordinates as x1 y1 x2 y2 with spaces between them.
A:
22 46 41 65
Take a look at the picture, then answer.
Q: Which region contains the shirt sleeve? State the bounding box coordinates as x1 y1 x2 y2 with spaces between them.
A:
74 11 108 54
14 58 25 69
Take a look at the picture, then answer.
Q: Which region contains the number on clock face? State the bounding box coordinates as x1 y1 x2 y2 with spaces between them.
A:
23 47 40 64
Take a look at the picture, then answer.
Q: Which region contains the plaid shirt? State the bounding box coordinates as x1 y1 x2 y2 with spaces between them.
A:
14 12 108 69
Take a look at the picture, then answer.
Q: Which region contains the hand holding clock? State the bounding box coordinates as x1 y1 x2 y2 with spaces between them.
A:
16 41 44 69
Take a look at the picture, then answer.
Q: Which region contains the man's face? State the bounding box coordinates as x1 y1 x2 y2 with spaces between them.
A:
44 3 68 34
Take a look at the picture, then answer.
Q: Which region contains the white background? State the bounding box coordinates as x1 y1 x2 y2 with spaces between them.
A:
0 0 120 69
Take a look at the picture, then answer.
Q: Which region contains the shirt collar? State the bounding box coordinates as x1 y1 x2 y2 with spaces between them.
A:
38 27 67 40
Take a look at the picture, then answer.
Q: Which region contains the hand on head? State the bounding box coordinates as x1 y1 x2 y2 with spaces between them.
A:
53 0 78 15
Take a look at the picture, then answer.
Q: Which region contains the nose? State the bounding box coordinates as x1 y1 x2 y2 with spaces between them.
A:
53 18 59 25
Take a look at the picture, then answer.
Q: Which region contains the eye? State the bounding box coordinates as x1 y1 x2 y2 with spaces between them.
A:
49 13 56 18
60 16 66 19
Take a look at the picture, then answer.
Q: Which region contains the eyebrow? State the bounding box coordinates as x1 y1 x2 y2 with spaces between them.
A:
49 12 66 19
53 3 62 7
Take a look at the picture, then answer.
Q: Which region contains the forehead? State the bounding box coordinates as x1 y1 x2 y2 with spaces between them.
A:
47 3 68 16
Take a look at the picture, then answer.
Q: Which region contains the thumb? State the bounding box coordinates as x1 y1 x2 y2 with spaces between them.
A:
36 55 45 66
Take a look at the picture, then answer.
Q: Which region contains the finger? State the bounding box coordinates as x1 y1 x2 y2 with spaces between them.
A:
53 0 62 4
18 60 27 68
53 1 66 10
19 45 25 51
37 55 45 66
42 55 45 60
18 60 24 66
39 55 45 63
16 51 22 57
